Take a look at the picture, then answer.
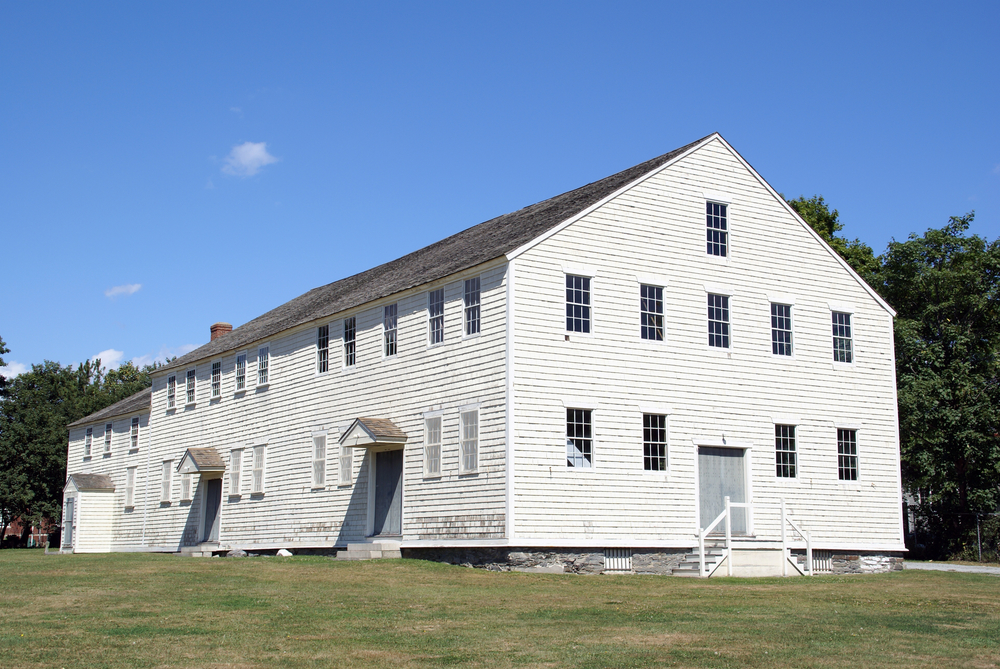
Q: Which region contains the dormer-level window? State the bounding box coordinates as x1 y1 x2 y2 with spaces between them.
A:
185 369 196 405
566 275 591 333
235 353 247 391
211 361 222 398
104 423 113 453
832 312 853 363
257 346 269 385
384 304 397 357
640 284 664 341
85 428 93 457
428 289 444 345
707 202 728 257
130 417 140 449
167 375 176 409
317 325 329 373
464 278 480 336
707 294 730 348
344 317 356 367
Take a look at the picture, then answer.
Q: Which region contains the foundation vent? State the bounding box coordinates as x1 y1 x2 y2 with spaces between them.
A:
604 548 633 572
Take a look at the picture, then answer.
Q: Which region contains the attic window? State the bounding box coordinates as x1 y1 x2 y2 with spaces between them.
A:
167 375 176 409
384 304 398 357
257 346 269 385
104 423 113 453
428 289 444 345
343 317 356 367
706 202 728 257
566 275 591 334
464 278 480 336
186 369 196 405
317 325 329 373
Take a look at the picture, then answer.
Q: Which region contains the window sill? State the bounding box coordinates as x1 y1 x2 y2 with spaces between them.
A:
129 448 139 455
564 331 594 341
461 332 482 342
210 395 222 403
185 402 197 409
255 383 270 391
123 506 134 513
250 491 265 498
832 361 856 370
83 456 92 462
706 346 733 356
160 501 171 507
423 474 442 480
233 390 246 398
180 498 193 504
458 470 479 477
705 253 731 265
102 453 111 459
310 485 326 491
165 407 177 414
228 493 242 501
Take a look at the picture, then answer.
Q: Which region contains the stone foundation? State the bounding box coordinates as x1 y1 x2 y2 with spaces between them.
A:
831 552 905 574
401 547 686 575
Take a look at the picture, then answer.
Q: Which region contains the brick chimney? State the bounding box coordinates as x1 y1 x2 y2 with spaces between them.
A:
210 322 233 341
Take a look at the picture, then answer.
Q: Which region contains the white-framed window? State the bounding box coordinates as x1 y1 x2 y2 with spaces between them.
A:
251 445 265 494
211 361 222 398
85 428 93 457
180 473 192 501
161 460 172 502
343 316 356 367
312 434 327 488
643 414 667 471
771 303 793 356
838 429 859 481
566 275 591 333
464 277 481 336
424 415 442 477
338 443 352 485
130 417 140 450
460 409 479 474
383 304 397 357
167 375 176 409
235 353 247 391
428 288 445 345
640 284 664 341
317 325 329 373
229 448 242 495
775 425 796 478
832 312 853 363
257 346 270 385
706 201 728 257
708 294 730 348
104 423 113 453
125 466 136 508
566 408 593 468
185 369 196 405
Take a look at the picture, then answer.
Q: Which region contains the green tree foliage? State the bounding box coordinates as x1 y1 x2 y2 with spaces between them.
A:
876 213 1000 556
0 354 154 540
786 195 881 286
0 335 9 393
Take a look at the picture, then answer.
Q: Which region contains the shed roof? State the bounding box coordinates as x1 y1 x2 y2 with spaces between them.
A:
68 388 152 428
157 134 714 374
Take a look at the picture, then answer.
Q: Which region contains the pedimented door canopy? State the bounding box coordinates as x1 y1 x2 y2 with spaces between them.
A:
339 417 408 449
177 447 226 479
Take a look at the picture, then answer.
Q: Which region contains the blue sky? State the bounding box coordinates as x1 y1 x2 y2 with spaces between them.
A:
1 2 997 377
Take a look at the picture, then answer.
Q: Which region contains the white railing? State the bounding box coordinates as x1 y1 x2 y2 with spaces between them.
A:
696 496 813 577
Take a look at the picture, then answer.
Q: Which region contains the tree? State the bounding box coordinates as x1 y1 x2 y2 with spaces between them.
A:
0 335 9 394
876 213 1000 557
786 195 881 286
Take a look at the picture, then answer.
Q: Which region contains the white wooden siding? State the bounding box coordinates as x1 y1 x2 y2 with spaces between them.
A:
73 490 115 553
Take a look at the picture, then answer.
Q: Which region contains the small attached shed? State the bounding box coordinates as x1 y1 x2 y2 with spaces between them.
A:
62 474 115 553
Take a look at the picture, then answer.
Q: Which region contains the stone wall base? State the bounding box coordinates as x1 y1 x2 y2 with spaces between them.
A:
830 552 905 574
400 547 686 575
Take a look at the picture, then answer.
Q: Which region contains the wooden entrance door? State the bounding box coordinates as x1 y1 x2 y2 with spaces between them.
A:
698 446 747 534
203 478 222 542
64 498 74 548
373 450 403 536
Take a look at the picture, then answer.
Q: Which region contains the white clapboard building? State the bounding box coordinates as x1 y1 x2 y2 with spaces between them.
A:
63 134 905 576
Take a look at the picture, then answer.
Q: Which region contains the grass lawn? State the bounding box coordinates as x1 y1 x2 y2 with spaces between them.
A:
1 551 998 668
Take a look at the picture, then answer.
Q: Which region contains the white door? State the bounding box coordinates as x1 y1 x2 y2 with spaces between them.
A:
698 446 747 534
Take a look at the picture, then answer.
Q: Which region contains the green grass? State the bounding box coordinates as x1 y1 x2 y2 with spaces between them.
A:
1 550 998 668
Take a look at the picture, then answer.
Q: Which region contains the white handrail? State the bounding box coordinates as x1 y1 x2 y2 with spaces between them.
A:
780 497 812 576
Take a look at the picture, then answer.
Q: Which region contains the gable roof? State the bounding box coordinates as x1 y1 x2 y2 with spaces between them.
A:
65 473 114 491
340 417 409 446
177 447 226 473
68 388 152 428
157 134 715 374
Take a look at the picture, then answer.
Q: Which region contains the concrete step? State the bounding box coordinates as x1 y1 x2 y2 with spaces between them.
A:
336 541 402 560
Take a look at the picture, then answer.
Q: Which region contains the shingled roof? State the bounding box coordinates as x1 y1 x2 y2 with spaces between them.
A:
158 134 714 374
68 387 152 428
65 473 114 491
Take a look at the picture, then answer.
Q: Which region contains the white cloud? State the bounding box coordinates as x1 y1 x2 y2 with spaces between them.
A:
130 344 198 368
91 349 125 370
205 178 215 190
0 361 29 378
222 141 279 177
230 106 242 114
993 164 1000 175
105 283 142 298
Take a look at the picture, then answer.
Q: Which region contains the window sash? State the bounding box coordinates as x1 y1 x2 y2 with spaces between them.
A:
640 284 664 341
838 429 859 481
832 312 853 363
257 346 269 385
317 325 329 373
104 423 113 452
252 445 265 493
85 428 92 456
180 473 192 501
130 417 139 449
643 414 667 471
339 444 352 485
384 304 397 357
125 467 135 508
771 303 793 356
460 410 478 473
161 461 171 502
235 354 247 391
343 317 356 367
167 376 176 408
566 408 593 468
211 361 221 397
428 289 445 345
566 275 591 333
706 201 728 257
229 449 242 495
425 416 442 476
464 278 480 336
186 369 196 404
775 425 796 478
708 294 730 348
312 435 327 487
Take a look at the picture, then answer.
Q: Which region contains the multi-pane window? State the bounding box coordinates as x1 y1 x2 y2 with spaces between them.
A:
104 423 113 453
464 278 481 336
167 375 176 408
643 414 667 471
339 443 352 485
252 445 265 493
229 449 242 495
640 284 664 341
211 361 221 398
125 467 135 508
838 429 859 481
424 416 442 477
186 369 196 404
832 312 853 363
775 425 797 478
235 353 246 391
566 275 591 333
708 294 730 348
161 460 172 502
180 473 192 501
706 201 728 257
428 289 445 345
85 428 93 456
343 317 356 367
317 325 329 373
312 435 327 488
460 410 479 474
771 303 793 356
257 346 269 385
383 304 397 357
566 409 593 468
130 417 140 449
